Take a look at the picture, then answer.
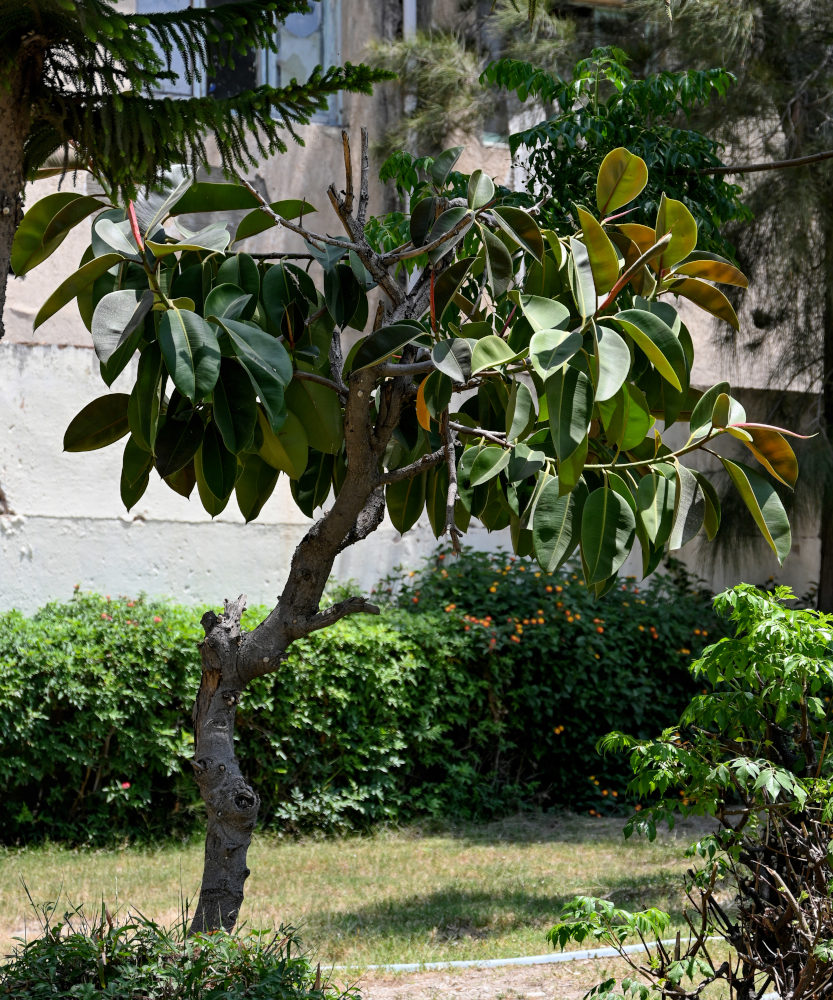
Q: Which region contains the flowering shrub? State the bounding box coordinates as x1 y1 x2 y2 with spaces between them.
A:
383 547 724 815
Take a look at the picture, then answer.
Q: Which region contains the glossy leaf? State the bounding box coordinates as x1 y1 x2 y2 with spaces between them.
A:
430 146 463 187
120 436 153 511
596 147 648 216
212 359 258 454
506 444 546 483
432 338 472 383
594 323 631 402
720 458 792 563
673 254 748 287
291 450 333 517
387 473 427 533
655 194 698 271
512 292 570 332
471 335 518 374
216 254 260 314
200 421 238 501
204 283 252 323
637 470 676 547
467 169 495 209
155 410 203 478
693 470 721 540
34 253 123 330
616 223 657 255
546 366 593 461
128 344 163 452
236 453 279 523
254 407 308 480
506 380 536 441
734 423 803 489
491 205 544 262
92 289 155 386
470 446 511 487
427 207 473 264
669 463 704 550
481 227 514 297
598 383 654 451
410 196 438 247
421 370 453 421
689 381 730 441
13 194 101 275
529 328 582 381
434 257 475 322
577 207 620 294
64 393 130 452
533 475 580 572
614 309 686 391
195 448 231 518
219 318 292 432
146 223 230 257
568 238 596 320
666 277 739 330
170 182 262 215
234 198 317 243
352 322 423 371
285 378 343 454
426 464 450 538
159 307 221 402
163 461 196 499
96 217 142 259
580 487 637 584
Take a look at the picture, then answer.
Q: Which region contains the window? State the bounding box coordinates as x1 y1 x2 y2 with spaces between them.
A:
136 0 342 123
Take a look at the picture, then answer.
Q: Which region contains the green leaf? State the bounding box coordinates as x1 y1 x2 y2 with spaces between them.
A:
720 458 792 563
95 217 142 259
672 255 748 287
467 169 495 209
511 292 571 333
170 182 262 216
195 448 231 518
159 307 221 402
199 421 238 501
426 464 450 538
430 146 463 187
596 148 648 216
257 408 308 479
506 381 536 441
580 487 637 584
212 358 258 454
432 338 472 383
120 436 153 511
577 207 620 294
568 238 596 320
234 198 317 243
12 193 106 275
669 463 704 550
216 254 260 314
636 470 676 547
533 475 581 572
154 411 203 478
64 394 130 452
236 453 280 523
146 223 231 257
546 366 593 462
481 227 514 297
291 450 333 516
597 382 654 451
735 423 802 489
218 318 293 432
491 206 544 262
387 473 427 533
427 207 473 263
655 194 698 272
593 323 631 402
529 328 583 381
470 446 511 487
614 309 686 391
34 253 124 330
325 263 363 329
92 289 154 385
204 283 252 323
352 322 423 372
665 277 739 330
434 257 475 323
410 197 438 247
471 335 518 374
285 378 343 454
689 381 730 440
693 470 721 540
420 370 453 421
128 344 163 452
163 461 196 499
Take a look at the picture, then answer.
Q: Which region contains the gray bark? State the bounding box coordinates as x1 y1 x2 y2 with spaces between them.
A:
0 73 26 341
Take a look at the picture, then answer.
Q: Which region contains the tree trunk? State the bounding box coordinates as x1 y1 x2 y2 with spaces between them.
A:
189 597 260 934
817 199 833 611
0 69 26 341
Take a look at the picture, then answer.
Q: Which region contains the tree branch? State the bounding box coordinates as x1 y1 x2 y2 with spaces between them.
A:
695 148 833 175
341 130 354 215
357 127 370 229
379 448 446 485
448 420 511 449
442 414 463 554
288 595 380 641
294 369 347 400
378 360 436 378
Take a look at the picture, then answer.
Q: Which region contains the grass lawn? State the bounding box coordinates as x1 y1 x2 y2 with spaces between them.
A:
0 812 704 971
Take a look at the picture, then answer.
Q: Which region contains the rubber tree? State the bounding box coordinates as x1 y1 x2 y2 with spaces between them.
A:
17 137 800 933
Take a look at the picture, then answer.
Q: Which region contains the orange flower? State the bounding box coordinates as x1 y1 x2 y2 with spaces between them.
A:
596 626 604 634
510 634 521 643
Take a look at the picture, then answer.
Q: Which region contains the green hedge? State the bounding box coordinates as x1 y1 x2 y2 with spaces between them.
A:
0 553 722 843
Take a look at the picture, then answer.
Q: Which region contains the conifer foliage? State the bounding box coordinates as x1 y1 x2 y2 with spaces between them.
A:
0 0 386 337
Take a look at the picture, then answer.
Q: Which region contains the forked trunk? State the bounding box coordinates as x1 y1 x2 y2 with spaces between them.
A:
189 597 260 934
